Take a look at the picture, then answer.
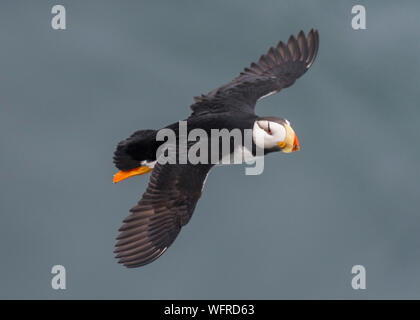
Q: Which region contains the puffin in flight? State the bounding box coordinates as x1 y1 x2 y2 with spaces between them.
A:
113 29 319 268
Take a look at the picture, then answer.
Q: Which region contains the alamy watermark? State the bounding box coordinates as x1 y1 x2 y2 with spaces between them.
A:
154 121 265 175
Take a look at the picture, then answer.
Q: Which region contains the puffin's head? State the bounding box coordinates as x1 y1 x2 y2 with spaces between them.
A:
253 116 300 153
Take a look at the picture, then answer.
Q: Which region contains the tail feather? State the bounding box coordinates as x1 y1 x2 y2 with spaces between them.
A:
113 129 157 171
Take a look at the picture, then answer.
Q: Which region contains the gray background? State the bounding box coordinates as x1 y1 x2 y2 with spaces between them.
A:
0 0 419 299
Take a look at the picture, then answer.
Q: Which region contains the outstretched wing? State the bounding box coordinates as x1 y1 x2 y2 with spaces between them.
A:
191 29 319 116
114 162 213 268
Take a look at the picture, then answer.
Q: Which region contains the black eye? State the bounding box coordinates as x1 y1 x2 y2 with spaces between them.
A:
267 122 272 135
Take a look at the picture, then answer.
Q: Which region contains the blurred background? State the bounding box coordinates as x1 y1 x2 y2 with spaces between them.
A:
0 0 419 299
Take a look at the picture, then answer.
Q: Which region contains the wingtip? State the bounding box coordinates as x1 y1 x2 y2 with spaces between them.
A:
305 28 319 68
310 29 320 47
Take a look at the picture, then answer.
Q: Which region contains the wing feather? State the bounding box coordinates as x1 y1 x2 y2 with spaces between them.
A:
190 29 319 116
114 162 213 268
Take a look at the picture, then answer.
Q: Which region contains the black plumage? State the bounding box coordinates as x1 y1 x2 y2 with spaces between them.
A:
113 29 319 268
115 162 213 267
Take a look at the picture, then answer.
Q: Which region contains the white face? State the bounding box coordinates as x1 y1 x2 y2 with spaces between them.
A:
253 120 286 150
252 119 299 153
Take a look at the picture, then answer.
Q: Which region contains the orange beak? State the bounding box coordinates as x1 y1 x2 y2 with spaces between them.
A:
113 166 152 183
292 134 300 152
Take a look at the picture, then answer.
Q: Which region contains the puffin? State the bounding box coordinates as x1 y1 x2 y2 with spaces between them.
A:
113 29 319 268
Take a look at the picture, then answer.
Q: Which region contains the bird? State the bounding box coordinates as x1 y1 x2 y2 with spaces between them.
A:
112 29 319 268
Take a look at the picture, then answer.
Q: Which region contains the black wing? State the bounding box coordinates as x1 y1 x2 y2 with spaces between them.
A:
191 29 319 116
114 162 213 268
